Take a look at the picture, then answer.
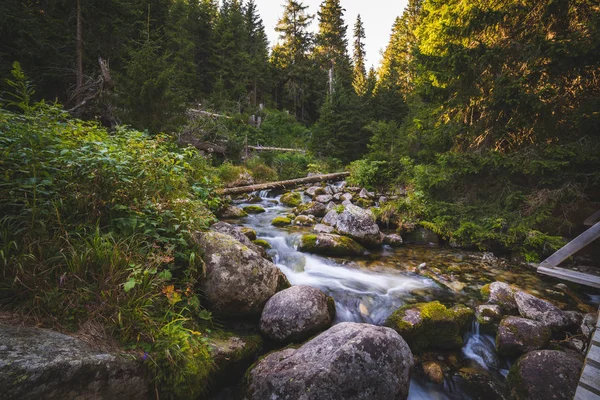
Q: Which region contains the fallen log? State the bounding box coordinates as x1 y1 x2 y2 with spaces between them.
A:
217 172 350 195
247 146 306 153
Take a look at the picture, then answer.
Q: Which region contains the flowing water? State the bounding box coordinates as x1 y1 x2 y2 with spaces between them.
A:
230 189 599 399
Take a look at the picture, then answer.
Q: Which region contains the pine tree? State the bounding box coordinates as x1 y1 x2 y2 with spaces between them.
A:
244 0 270 107
271 0 317 121
315 0 352 91
352 14 368 97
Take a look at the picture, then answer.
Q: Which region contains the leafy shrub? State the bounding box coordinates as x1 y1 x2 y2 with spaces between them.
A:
216 162 250 186
0 65 220 396
347 159 389 191
246 157 278 183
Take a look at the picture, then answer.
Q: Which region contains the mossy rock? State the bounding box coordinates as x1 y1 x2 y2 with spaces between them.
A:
293 215 315 226
480 284 491 301
253 239 272 249
217 205 248 219
384 301 474 353
271 217 292 227
298 233 367 257
243 205 266 214
280 192 302 207
240 227 257 241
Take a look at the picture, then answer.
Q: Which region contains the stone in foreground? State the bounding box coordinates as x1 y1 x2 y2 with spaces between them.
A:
0 325 148 400
507 350 583 400
259 285 335 342
246 322 414 400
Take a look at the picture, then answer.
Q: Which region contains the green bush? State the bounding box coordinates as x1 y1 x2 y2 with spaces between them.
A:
0 66 220 396
246 156 278 183
347 159 389 191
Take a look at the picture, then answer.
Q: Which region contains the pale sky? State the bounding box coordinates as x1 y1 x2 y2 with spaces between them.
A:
253 0 409 68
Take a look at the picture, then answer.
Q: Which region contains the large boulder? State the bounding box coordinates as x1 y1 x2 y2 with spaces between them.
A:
294 201 327 218
0 325 148 400
210 221 269 259
217 205 247 219
514 291 579 332
507 350 583 400
195 231 282 317
334 204 383 248
280 191 302 207
384 301 473 353
246 322 414 400
298 233 367 257
481 282 518 314
259 285 335 342
404 227 440 245
496 316 551 356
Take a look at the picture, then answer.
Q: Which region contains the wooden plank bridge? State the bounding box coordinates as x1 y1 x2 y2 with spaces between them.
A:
535 211 600 399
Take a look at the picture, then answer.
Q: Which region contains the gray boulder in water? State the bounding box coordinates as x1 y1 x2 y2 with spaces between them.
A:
195 231 284 317
334 204 383 248
507 350 583 400
0 324 148 400
246 322 414 400
496 316 551 356
259 285 335 342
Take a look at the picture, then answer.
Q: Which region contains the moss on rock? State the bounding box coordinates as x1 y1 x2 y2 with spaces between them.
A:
298 233 367 257
384 301 473 353
253 239 272 249
271 217 292 227
243 205 266 214
240 227 257 241
280 192 302 207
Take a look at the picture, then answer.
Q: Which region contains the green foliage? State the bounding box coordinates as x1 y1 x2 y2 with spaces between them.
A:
246 157 278 183
347 159 388 191
0 75 220 395
216 162 250 186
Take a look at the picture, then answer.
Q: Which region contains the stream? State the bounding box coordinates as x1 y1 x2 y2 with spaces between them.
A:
230 188 599 399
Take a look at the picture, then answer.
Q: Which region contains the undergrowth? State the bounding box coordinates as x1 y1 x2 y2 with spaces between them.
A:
0 63 220 398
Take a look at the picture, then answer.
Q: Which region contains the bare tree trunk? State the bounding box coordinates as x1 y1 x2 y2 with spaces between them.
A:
218 172 350 195
76 0 83 100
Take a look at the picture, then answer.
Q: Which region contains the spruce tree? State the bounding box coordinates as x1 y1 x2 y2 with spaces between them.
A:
352 14 368 97
315 0 352 91
271 0 317 121
244 0 270 107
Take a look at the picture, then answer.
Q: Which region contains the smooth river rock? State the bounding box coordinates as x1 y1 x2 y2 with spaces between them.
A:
482 282 518 314
246 322 414 400
259 285 335 342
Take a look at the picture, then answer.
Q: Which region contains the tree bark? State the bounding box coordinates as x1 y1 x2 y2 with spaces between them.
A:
76 0 83 99
217 172 350 195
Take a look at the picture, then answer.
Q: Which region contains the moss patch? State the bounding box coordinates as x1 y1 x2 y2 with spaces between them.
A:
280 192 302 207
480 284 491 301
243 205 266 214
298 233 366 257
384 301 473 353
271 217 292 227
252 239 272 249
240 227 257 241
